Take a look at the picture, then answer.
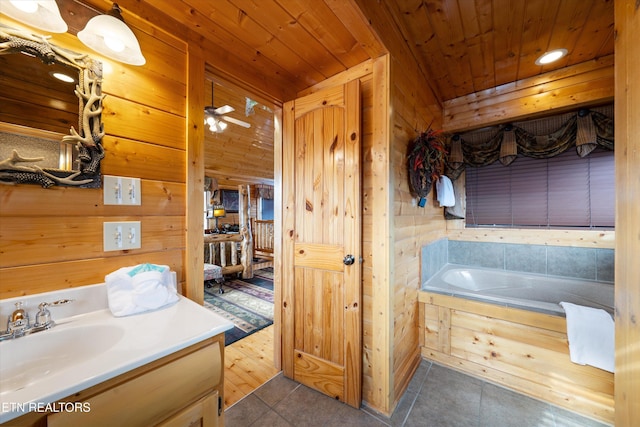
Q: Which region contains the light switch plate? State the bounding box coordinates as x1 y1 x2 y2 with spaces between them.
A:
104 221 141 251
103 175 141 206
125 177 141 205
103 175 122 205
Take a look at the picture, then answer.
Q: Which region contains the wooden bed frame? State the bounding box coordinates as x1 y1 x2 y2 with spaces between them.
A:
203 185 277 290
203 185 254 292
252 219 274 270
204 228 252 279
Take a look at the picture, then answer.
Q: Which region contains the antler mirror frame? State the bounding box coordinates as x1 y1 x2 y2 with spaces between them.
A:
0 25 104 188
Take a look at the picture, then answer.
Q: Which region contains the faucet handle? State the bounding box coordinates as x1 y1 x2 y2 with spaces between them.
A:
33 299 73 329
10 302 27 321
7 302 29 334
48 299 74 306
34 303 52 328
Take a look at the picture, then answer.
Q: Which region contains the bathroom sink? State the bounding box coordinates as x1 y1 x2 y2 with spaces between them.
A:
0 287 234 424
0 324 125 395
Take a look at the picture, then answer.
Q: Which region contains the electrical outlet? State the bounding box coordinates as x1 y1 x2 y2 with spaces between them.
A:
104 221 141 251
103 176 141 206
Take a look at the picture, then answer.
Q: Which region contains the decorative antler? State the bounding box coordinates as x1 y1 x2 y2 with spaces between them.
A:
0 150 44 172
50 44 88 69
1 25 105 188
0 27 55 63
62 67 105 148
35 167 93 186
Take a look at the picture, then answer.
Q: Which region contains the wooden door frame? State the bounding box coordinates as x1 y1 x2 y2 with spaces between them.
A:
273 105 283 370
185 51 285 369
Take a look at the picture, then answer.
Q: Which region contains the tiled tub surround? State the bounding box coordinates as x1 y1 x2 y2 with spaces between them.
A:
418 239 615 424
422 238 615 284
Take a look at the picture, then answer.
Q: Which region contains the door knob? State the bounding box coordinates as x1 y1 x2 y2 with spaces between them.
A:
343 254 355 265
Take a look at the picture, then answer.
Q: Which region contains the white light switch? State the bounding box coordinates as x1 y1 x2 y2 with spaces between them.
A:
103 175 141 206
103 175 122 205
104 221 141 251
126 178 141 205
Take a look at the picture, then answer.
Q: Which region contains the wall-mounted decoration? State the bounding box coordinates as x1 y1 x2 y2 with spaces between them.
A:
407 128 447 204
0 25 105 188
221 189 239 213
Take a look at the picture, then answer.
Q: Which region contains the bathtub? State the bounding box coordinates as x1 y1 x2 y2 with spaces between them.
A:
423 264 614 316
419 263 615 423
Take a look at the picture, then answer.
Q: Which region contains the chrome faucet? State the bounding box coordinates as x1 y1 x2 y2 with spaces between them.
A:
1 299 74 341
6 302 29 336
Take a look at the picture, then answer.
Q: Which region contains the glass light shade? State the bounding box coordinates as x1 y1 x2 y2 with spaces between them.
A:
213 206 226 218
77 5 146 66
216 121 227 132
1 0 68 33
205 115 227 133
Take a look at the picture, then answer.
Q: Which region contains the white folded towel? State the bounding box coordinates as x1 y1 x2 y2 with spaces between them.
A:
559 302 614 373
436 175 455 207
105 264 179 317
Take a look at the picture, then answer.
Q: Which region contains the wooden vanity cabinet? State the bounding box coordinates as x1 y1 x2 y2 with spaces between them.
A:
3 334 225 427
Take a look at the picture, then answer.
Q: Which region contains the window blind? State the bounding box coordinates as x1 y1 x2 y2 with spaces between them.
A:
465 148 614 228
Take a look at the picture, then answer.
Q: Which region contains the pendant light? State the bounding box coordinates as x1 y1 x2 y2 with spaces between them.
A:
78 3 145 66
0 0 67 33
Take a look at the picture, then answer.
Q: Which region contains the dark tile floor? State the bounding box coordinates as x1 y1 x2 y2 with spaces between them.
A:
225 360 611 427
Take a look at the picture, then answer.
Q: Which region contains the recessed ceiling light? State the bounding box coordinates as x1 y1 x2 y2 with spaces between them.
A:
50 72 75 83
535 49 568 66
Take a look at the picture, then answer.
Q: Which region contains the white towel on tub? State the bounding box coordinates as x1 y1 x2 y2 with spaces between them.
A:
559 302 614 373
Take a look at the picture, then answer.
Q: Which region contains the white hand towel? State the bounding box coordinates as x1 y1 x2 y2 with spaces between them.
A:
559 302 614 373
436 175 456 207
106 264 179 317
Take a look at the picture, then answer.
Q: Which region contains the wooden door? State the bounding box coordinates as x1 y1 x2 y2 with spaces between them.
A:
282 80 361 407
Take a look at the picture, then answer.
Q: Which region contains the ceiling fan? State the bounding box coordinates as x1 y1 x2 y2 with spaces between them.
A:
204 82 251 132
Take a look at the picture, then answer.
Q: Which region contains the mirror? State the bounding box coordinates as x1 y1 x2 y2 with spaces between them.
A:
0 25 104 188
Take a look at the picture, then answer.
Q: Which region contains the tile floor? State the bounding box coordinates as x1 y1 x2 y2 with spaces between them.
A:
225 360 611 427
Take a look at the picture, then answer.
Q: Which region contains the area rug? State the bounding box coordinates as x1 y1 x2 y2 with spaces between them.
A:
204 268 274 346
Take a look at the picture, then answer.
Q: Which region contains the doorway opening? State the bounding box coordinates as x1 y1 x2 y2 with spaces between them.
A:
202 70 280 408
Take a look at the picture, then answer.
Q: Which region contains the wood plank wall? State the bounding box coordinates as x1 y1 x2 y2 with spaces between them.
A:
447 229 615 249
388 53 446 409
614 2 640 426
349 0 447 415
443 55 614 133
0 9 189 298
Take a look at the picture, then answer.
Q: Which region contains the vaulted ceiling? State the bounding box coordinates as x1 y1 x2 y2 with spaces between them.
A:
135 0 614 104
390 0 614 101
126 0 615 185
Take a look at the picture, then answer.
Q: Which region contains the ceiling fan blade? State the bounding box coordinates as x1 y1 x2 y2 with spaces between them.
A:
222 116 251 128
214 105 234 115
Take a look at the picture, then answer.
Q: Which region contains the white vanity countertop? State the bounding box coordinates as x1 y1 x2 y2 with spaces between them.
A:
0 285 233 423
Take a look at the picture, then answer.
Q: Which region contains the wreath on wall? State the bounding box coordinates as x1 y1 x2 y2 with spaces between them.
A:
407 128 447 199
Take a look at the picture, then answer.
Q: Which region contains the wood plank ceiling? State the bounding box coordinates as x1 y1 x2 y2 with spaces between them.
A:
203 77 275 187
140 0 614 103
133 0 615 184
388 0 614 102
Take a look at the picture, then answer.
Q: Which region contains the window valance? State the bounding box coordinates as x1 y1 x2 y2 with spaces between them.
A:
446 106 614 180
252 184 274 200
